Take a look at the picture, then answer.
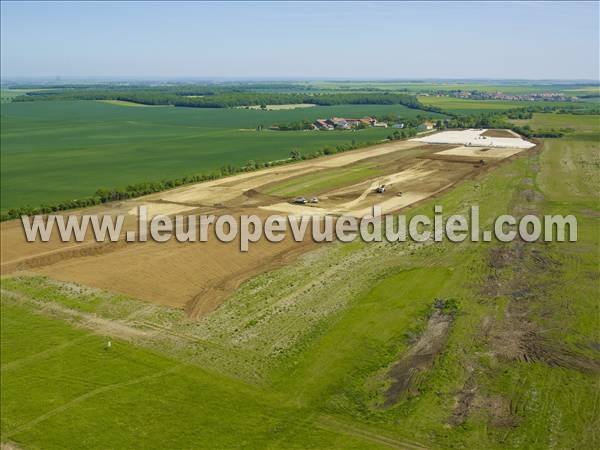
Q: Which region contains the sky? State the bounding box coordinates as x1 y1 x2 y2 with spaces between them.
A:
1 1 599 80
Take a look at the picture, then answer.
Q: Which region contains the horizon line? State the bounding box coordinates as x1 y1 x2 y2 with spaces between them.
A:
2 76 599 84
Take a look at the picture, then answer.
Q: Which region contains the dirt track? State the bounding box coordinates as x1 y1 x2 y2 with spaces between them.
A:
1 136 528 317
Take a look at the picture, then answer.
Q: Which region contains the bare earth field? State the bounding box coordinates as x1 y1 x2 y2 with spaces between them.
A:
481 128 521 138
0 132 532 316
433 146 524 159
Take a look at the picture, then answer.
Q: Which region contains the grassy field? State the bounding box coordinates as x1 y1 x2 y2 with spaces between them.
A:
0 100 445 212
418 96 597 115
1 89 32 103
262 162 381 197
2 113 598 448
562 87 600 96
1 300 383 449
510 112 600 132
305 81 600 95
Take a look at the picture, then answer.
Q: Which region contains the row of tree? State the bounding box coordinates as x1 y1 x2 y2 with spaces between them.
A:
503 104 600 119
445 110 573 138
14 89 430 110
271 120 314 131
387 128 419 140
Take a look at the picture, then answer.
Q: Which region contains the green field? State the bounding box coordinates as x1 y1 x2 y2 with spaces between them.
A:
562 87 600 96
1 89 32 103
418 96 597 115
302 81 600 95
510 112 600 132
1 300 384 449
262 162 381 197
0 100 445 212
3 111 598 448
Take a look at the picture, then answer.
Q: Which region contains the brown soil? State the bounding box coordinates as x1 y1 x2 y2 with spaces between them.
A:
482 129 521 138
35 212 317 312
451 378 519 428
474 395 519 428
382 308 453 407
450 375 478 425
491 302 600 373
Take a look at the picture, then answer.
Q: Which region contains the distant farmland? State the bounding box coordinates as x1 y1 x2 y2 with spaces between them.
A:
417 96 597 115
1 89 32 103
510 112 600 133
0 100 445 211
309 81 600 95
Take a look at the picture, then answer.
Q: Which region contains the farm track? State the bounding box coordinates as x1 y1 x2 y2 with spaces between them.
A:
0 288 152 341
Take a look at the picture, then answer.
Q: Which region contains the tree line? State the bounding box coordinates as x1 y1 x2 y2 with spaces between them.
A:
441 109 571 138
13 89 433 110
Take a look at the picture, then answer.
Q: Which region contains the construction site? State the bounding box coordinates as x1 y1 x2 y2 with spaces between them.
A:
1 129 534 317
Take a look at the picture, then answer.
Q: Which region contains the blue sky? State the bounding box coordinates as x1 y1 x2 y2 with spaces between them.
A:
1 1 598 80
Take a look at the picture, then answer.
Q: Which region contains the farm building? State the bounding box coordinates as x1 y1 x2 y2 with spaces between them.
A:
361 117 376 126
313 116 375 130
313 119 334 130
331 118 351 129
417 121 436 131
345 118 363 127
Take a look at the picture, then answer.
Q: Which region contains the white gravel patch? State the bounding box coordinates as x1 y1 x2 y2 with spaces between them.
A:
413 129 535 149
